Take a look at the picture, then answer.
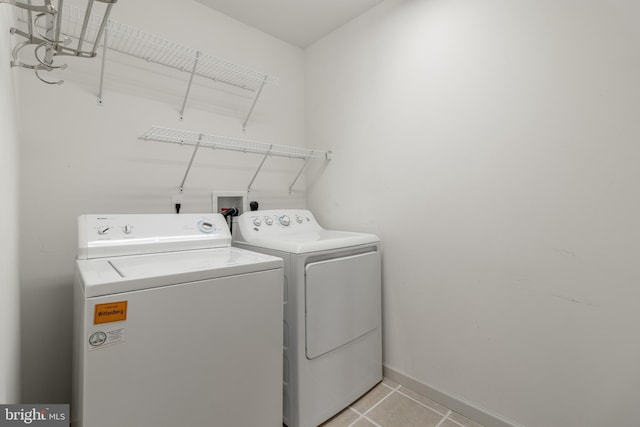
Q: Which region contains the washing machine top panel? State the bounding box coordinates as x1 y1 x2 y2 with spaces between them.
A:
77 213 232 260
77 246 282 298
235 209 379 253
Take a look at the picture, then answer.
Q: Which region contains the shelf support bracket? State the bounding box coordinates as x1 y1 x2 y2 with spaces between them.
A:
97 26 108 105
76 0 94 55
179 50 200 120
53 0 64 47
242 76 267 132
247 144 272 192
0 0 53 13
288 156 311 194
179 133 203 193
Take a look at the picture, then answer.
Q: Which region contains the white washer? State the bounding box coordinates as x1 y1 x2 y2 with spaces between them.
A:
72 213 283 427
233 209 382 427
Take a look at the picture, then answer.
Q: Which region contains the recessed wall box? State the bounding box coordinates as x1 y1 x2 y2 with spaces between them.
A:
211 191 248 215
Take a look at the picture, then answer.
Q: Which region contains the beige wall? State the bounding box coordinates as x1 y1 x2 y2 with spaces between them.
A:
0 4 21 404
305 1 640 426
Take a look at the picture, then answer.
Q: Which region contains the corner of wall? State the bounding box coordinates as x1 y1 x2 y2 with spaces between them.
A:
0 3 22 404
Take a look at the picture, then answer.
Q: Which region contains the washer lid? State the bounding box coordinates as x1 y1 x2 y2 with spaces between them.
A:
76 247 282 297
234 209 379 253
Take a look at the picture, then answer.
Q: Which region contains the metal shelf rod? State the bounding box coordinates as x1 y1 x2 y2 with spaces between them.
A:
242 76 266 132
97 26 107 105
179 51 200 120
90 1 114 57
53 0 63 43
289 157 311 194
76 0 94 54
179 133 204 193
247 145 273 192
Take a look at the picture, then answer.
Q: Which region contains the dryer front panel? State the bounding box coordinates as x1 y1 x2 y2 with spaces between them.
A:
304 251 381 360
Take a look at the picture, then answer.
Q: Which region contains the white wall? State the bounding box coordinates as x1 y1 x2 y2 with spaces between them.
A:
305 1 640 426
18 0 305 402
0 5 21 404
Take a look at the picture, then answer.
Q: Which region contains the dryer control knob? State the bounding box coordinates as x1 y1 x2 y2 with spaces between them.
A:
97 226 110 235
123 224 133 234
279 215 291 226
253 218 262 227
265 217 273 226
295 215 303 224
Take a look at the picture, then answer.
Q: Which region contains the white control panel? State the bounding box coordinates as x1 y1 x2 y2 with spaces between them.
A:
236 209 322 237
77 214 231 259
234 209 380 254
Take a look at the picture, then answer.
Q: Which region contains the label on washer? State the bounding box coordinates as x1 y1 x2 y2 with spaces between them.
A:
88 326 126 351
94 301 127 324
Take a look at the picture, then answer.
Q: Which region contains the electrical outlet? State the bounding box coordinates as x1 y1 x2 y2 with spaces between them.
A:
171 195 183 213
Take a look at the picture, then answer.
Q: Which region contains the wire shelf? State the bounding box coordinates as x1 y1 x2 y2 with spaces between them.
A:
99 18 279 126
15 5 278 91
139 126 329 160
104 22 278 92
139 126 331 193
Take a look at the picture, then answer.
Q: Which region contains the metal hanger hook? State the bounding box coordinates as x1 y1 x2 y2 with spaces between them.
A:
33 12 67 45
34 42 67 70
34 64 64 85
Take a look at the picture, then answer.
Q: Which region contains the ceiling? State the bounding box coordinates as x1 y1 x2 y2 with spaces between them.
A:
193 0 385 48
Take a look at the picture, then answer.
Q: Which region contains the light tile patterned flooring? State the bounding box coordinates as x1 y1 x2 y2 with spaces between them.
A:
320 378 484 427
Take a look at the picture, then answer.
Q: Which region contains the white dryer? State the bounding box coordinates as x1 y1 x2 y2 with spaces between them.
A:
233 209 382 427
73 213 283 427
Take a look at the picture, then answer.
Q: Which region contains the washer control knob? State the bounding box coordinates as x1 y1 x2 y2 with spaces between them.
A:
97 226 110 235
279 215 291 226
123 224 133 234
198 220 215 233
295 215 303 224
253 218 262 227
265 217 273 226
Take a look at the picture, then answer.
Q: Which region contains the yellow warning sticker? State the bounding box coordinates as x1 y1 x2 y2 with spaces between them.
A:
94 301 127 324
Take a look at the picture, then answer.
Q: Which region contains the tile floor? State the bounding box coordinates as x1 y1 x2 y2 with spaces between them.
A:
319 378 484 427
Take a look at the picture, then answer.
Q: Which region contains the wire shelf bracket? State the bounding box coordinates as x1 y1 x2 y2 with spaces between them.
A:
178 51 200 121
178 133 204 193
97 21 279 130
138 126 331 194
96 22 108 104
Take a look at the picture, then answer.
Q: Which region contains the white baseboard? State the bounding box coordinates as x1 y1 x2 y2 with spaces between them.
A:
383 366 526 427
